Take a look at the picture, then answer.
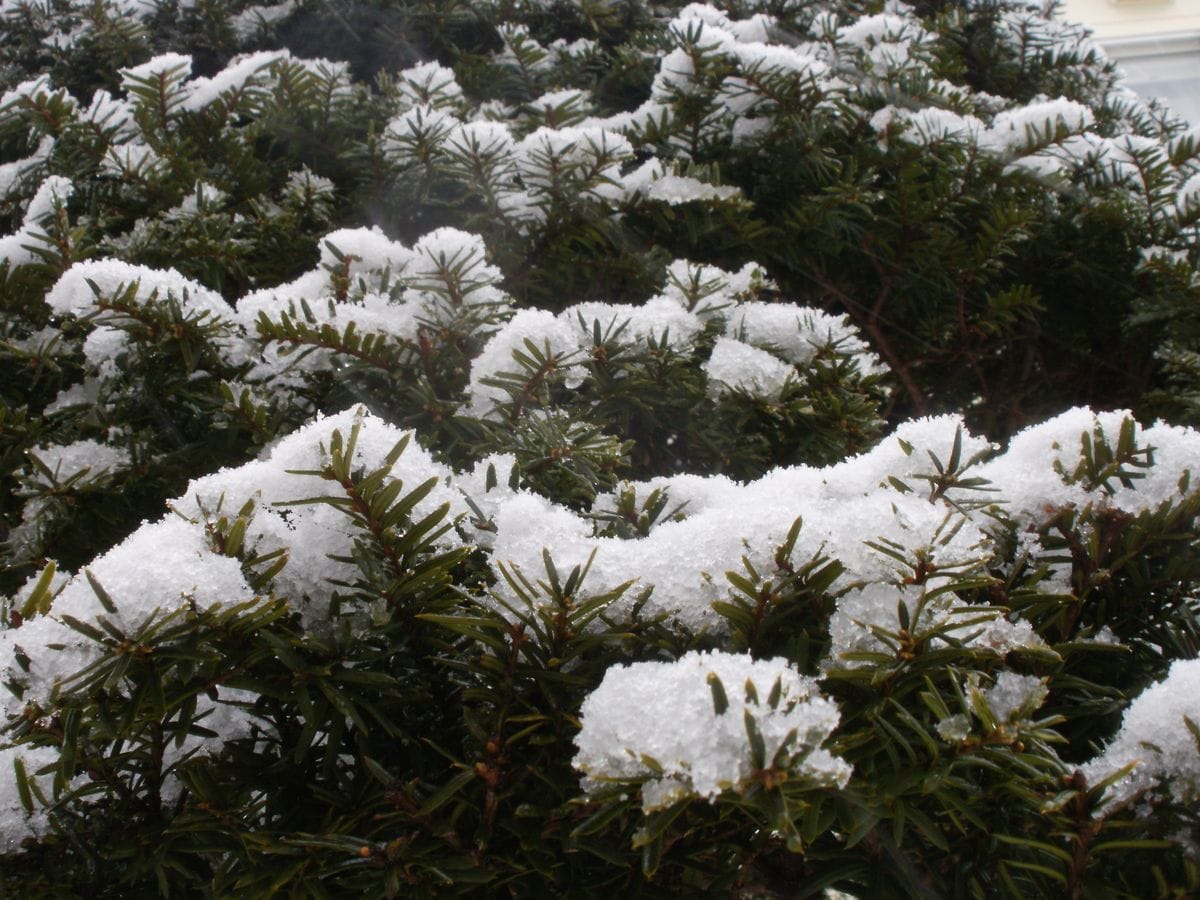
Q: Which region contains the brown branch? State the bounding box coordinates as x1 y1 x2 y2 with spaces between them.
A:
813 271 929 415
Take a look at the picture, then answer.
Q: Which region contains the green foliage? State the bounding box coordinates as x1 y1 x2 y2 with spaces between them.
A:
2 0 1200 896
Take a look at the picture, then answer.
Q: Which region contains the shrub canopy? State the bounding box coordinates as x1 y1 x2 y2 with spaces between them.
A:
1 0 1199 896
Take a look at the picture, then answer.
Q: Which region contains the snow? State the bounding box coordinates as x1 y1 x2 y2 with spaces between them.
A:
231 0 297 37
120 52 193 90
979 671 1048 723
983 98 1095 156
871 105 986 148
514 126 633 210
526 88 591 118
1083 658 1200 811
0 76 55 112
0 745 68 851
725 302 884 375
4 392 1200 843
1177 172 1200 215
27 439 131 485
465 309 583 418
317 226 415 282
837 13 922 49
172 406 467 624
0 515 256 727
81 89 134 137
44 260 232 366
972 407 1200 526
563 297 702 351
704 336 796 399
0 176 72 268
181 50 288 111
0 135 54 201
445 120 516 164
659 259 769 316
548 38 599 64
5 0 1200 849
101 142 167 178
574 650 850 811
410 227 502 299
641 173 743 205
385 104 459 164
494 23 554 75
396 61 463 110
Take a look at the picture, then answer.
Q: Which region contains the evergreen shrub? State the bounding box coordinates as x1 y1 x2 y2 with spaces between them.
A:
1 0 1199 895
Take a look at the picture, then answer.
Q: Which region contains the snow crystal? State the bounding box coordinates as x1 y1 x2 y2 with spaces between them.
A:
970 616 1050 657
385 104 459 164
1115 419 1200 514
107 0 157 16
494 23 554 75
490 492 598 590
674 2 736 33
43 380 100 415
819 414 993 499
454 453 520 549
871 105 986 148
82 89 132 134
617 158 667 197
10 563 71 614
548 38 599 63
0 515 256 720
514 126 632 208
592 472 742 525
444 120 516 164
936 714 971 743
526 88 591 119
1177 172 1200 215
729 13 776 45
22 175 72 227
486 413 1005 635
409 228 501 299
574 650 850 811
659 259 769 316
837 13 923 50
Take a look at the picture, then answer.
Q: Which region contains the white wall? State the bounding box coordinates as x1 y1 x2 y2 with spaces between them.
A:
1061 0 1200 124
1061 0 1200 42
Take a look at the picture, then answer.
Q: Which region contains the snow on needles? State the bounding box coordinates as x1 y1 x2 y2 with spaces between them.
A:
1082 658 1200 812
3 403 1200 842
574 651 850 812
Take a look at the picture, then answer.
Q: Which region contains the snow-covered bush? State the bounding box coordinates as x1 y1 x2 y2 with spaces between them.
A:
2 0 1200 895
